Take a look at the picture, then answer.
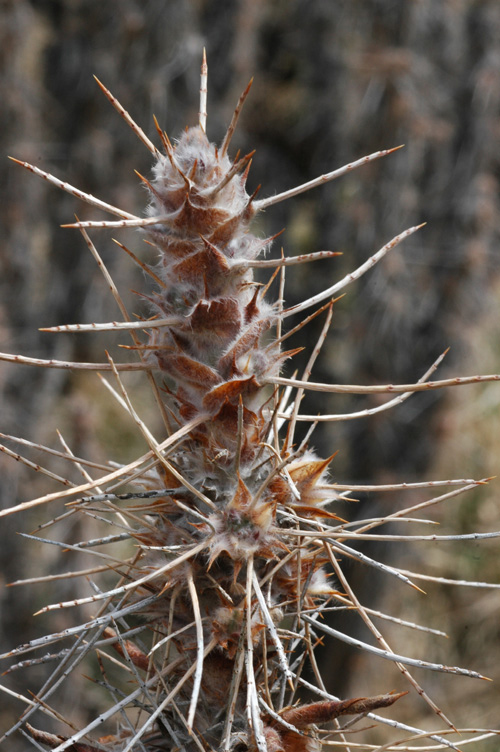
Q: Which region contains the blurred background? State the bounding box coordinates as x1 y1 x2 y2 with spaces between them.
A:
1 0 500 748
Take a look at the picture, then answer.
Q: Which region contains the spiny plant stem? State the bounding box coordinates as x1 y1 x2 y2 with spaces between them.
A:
1 54 498 752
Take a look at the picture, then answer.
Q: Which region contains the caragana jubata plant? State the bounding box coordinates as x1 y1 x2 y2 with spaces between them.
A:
1 52 499 752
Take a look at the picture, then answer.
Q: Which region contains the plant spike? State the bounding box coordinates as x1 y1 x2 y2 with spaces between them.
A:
220 76 254 157
283 223 426 318
253 145 405 211
199 47 208 132
2 53 497 752
93 75 161 158
269 370 500 396
0 351 154 371
8 157 138 220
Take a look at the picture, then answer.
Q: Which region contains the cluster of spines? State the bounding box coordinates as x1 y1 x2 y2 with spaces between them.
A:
1 52 497 752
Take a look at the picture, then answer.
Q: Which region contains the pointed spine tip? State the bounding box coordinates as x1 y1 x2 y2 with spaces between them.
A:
220 77 254 157
386 144 405 154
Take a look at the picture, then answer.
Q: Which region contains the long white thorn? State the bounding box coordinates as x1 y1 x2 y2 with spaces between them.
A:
78 226 130 321
302 615 489 680
271 370 500 397
320 478 482 492
254 145 404 211
199 48 208 132
56 430 102 495
0 432 111 472
330 594 448 637
325 543 456 730
398 569 500 589
252 570 294 688
284 526 500 544
0 444 74 488
1 594 158 662
286 299 334 449
62 215 172 230
281 348 447 423
234 250 341 269
8 158 138 220
148 619 198 657
40 317 180 333
279 514 425 591
0 351 152 371
354 481 490 535
0 414 208 518
93 76 160 157
221 629 246 752
245 556 267 752
283 223 425 318
34 541 207 614
373 729 500 752
187 569 204 731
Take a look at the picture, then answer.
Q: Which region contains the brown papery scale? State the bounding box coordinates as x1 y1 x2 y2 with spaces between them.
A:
1 51 497 752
